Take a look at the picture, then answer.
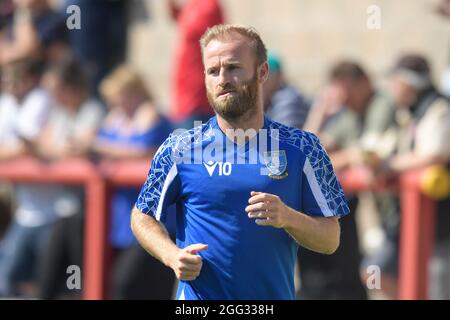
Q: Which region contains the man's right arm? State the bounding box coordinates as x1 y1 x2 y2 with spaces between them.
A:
131 206 208 281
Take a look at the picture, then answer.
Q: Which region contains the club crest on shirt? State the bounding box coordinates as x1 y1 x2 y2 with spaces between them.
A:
262 150 288 179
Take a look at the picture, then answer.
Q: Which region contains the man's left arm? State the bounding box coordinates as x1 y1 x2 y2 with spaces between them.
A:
245 191 340 255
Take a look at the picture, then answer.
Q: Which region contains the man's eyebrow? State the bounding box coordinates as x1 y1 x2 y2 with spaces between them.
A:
205 61 241 72
224 61 241 66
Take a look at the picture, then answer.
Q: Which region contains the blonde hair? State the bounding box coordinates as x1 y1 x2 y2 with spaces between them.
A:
100 65 152 102
199 24 267 65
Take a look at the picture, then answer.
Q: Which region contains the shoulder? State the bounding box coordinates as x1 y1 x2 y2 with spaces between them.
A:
20 88 52 119
323 109 357 134
428 96 450 113
370 91 392 106
367 91 395 115
81 99 104 113
420 96 450 124
24 88 51 106
0 93 16 110
267 119 323 156
153 118 213 164
79 99 105 122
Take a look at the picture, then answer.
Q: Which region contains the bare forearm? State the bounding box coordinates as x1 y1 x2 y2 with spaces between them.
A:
284 208 340 254
246 192 341 254
130 207 180 267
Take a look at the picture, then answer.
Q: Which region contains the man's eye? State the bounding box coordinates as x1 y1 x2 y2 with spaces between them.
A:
207 69 218 75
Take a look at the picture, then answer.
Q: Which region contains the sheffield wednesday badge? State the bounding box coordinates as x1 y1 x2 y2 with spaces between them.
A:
262 150 288 179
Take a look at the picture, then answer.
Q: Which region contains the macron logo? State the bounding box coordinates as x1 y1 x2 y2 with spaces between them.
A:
203 161 232 176
203 161 219 177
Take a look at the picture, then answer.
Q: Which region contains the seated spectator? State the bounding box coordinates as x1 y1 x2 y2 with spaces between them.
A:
436 0 450 98
369 54 450 299
0 58 53 297
304 62 395 169
37 58 104 160
0 0 14 31
0 0 68 66
298 61 395 300
93 65 174 299
35 57 104 299
263 52 311 129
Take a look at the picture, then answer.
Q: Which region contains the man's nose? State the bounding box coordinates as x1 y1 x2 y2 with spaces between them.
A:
218 68 231 87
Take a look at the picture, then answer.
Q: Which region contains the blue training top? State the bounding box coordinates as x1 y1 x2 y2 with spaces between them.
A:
135 116 349 299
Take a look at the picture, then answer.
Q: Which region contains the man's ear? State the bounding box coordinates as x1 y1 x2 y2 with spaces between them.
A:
258 62 269 84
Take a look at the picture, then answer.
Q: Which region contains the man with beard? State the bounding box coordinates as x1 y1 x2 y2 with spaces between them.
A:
131 24 349 300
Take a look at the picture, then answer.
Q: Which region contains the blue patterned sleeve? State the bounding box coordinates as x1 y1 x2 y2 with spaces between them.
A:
135 134 181 222
300 133 349 218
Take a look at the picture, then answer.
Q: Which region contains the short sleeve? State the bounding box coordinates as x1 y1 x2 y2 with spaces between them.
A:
415 100 450 158
135 135 181 222
77 100 105 133
300 133 349 217
364 93 395 134
322 110 356 150
16 89 51 140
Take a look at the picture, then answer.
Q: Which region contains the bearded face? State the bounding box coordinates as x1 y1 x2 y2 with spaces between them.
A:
207 69 259 121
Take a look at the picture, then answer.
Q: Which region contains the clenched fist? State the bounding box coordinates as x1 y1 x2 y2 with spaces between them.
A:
169 243 208 281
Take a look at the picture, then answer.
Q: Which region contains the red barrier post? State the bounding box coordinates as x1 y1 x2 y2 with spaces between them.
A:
83 175 109 299
398 170 436 300
0 157 110 299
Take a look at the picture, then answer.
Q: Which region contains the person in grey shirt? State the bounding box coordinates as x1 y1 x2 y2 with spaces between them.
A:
263 52 311 129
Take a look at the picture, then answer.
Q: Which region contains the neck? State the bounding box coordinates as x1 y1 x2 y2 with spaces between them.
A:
216 104 265 144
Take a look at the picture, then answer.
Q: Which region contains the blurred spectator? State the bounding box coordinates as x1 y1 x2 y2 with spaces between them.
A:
93 65 174 299
263 52 311 129
0 0 68 66
298 61 395 300
62 0 128 97
442 64 450 98
0 1 19 238
36 57 104 299
0 0 14 31
0 58 53 297
37 57 104 159
437 0 450 16
305 62 395 167
371 54 450 299
436 0 450 98
0 183 12 239
168 0 224 128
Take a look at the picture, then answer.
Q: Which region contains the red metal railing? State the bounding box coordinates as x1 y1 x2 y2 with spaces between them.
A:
339 166 436 300
0 159 436 299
